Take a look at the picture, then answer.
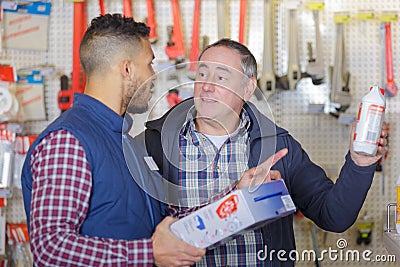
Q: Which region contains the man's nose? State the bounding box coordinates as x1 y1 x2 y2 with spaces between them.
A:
201 79 216 92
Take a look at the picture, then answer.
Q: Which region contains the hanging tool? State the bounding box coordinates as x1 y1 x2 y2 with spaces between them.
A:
379 23 386 90
146 0 157 43
57 75 72 112
58 0 86 112
72 1 86 95
287 9 301 90
384 22 398 97
188 0 201 79
330 23 351 113
306 10 325 85
238 0 247 44
356 215 374 245
275 4 307 91
217 0 230 39
310 222 322 267
99 0 105 15
166 89 182 108
202 35 210 49
257 0 275 99
123 0 133 18
376 123 390 196
165 0 186 66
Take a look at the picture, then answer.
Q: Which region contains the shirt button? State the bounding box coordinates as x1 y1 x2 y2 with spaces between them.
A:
216 166 220 170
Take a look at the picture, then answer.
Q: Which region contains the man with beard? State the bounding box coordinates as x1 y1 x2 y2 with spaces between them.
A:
144 38 388 266
21 14 205 267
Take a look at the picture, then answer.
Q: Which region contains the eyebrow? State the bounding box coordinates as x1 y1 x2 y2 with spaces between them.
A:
198 63 232 74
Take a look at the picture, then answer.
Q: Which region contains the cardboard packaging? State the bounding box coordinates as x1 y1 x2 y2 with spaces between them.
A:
2 2 52 51
16 71 46 121
170 179 296 248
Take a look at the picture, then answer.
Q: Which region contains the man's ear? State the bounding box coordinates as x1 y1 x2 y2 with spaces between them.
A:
120 60 135 80
243 77 257 101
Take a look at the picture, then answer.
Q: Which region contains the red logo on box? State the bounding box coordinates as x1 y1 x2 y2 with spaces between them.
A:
216 194 239 219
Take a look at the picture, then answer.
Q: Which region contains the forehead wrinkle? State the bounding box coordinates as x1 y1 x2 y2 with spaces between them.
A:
216 66 232 74
198 63 233 74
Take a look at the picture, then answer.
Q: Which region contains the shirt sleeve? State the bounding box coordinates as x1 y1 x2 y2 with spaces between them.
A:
284 134 376 233
29 129 154 266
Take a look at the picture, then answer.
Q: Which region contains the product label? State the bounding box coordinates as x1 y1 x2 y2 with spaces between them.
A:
281 195 296 211
216 195 239 219
355 103 385 144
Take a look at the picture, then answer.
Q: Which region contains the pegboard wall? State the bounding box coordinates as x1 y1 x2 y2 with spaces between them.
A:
2 0 400 266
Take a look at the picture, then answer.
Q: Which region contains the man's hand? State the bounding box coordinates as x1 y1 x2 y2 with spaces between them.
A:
350 121 389 166
152 216 206 267
237 148 288 189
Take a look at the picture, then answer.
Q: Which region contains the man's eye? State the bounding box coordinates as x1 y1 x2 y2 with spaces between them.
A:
198 72 207 78
218 76 227 81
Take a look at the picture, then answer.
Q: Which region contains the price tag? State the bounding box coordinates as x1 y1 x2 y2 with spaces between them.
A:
357 12 375 21
334 14 351 24
306 2 325 11
380 13 398 22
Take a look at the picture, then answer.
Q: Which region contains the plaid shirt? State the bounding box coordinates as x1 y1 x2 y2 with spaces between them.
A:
168 109 264 267
29 129 153 266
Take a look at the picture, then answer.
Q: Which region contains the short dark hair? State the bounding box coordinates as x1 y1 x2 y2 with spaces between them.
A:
198 38 257 79
80 13 150 75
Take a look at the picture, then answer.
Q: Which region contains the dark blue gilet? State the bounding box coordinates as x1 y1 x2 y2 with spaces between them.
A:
21 93 164 240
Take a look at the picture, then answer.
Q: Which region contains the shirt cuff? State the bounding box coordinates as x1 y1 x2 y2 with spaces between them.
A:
127 238 154 266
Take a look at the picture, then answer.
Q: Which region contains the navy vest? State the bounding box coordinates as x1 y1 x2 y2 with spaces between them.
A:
21 93 164 240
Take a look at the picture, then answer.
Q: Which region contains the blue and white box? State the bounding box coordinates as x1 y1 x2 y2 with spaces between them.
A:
171 179 296 248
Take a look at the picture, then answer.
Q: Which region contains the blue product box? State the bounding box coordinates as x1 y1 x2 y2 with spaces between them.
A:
170 179 296 248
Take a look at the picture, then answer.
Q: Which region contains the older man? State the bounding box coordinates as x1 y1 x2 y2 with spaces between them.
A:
144 38 388 266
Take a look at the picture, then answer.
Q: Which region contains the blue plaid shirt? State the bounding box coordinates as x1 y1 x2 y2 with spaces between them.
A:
169 108 264 267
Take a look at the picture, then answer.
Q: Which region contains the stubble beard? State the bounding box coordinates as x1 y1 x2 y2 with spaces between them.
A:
125 79 149 114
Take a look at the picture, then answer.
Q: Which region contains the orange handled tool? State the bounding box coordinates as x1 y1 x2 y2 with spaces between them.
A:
72 1 86 95
384 22 397 97
99 0 105 15
165 0 186 64
238 0 247 44
123 0 133 18
188 0 201 74
59 1 86 111
166 89 182 108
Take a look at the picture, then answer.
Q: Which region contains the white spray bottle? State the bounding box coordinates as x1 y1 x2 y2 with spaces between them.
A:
353 85 386 156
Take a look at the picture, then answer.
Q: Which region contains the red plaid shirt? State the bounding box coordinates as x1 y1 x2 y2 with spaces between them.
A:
29 129 154 266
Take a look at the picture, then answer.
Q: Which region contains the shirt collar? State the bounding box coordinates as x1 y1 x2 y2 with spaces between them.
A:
180 107 251 144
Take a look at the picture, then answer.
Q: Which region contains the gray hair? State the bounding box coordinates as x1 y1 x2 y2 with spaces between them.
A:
198 38 257 79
